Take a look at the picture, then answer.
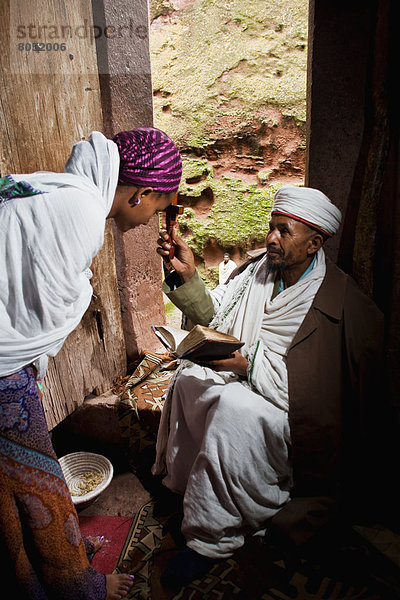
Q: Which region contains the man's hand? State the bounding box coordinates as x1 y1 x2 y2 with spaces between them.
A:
196 351 249 377
157 228 196 282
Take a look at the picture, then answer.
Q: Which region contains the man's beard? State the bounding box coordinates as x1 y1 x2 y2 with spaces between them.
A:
266 248 286 272
267 260 285 272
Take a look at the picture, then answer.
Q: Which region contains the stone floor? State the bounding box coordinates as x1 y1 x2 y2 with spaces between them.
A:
77 470 151 519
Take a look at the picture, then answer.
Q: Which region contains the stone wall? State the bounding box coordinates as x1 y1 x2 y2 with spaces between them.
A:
96 0 167 362
149 0 308 283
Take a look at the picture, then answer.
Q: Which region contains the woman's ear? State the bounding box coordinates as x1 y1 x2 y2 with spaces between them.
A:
128 189 141 206
139 187 154 197
109 184 139 217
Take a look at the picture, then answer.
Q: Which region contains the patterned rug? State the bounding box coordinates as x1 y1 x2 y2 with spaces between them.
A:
114 500 400 600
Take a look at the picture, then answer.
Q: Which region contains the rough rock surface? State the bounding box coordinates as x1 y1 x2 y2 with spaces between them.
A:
149 0 308 281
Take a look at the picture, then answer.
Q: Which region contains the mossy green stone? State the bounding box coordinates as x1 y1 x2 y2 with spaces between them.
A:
150 0 307 275
177 158 279 257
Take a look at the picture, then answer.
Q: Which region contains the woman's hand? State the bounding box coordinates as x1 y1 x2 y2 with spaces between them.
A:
157 228 196 282
196 351 249 377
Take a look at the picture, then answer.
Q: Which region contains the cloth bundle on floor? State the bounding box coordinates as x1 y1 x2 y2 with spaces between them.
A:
115 352 176 473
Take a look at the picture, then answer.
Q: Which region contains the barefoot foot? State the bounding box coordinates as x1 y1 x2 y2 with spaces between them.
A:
106 573 134 599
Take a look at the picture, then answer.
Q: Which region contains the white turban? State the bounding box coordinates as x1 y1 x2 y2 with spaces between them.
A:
271 185 341 237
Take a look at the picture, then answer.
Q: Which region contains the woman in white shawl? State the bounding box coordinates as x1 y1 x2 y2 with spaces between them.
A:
0 127 182 600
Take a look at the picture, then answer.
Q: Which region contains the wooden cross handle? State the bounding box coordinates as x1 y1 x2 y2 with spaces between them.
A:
165 195 184 259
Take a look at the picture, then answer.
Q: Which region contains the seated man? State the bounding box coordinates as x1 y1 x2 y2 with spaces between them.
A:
154 185 384 587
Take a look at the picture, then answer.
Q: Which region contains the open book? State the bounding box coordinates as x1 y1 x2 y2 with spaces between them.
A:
152 324 244 360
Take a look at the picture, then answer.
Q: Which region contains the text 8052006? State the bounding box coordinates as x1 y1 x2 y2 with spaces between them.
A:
17 43 67 52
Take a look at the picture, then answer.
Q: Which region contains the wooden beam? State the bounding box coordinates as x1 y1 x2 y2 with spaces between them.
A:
0 0 127 429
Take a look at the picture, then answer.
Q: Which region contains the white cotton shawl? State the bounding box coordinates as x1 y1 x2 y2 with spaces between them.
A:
209 249 327 411
0 132 119 378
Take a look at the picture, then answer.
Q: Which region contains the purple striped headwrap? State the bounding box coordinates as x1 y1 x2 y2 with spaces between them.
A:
113 127 182 193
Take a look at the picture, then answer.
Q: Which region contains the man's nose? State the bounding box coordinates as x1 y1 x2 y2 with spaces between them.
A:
267 230 280 245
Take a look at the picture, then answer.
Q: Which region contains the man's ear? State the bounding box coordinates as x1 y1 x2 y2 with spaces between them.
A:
308 233 324 256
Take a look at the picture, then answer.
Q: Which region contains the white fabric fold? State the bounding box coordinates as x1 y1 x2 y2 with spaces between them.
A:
0 132 119 378
164 367 292 557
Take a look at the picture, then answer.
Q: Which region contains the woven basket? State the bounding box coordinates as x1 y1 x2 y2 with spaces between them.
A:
59 451 113 507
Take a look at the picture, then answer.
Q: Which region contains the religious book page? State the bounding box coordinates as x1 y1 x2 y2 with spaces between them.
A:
152 324 244 360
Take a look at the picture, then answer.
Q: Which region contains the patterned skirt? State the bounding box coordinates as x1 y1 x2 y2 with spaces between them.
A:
0 366 106 599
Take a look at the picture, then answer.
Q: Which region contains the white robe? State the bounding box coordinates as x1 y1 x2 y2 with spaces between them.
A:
0 132 119 378
153 250 326 557
218 259 236 284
